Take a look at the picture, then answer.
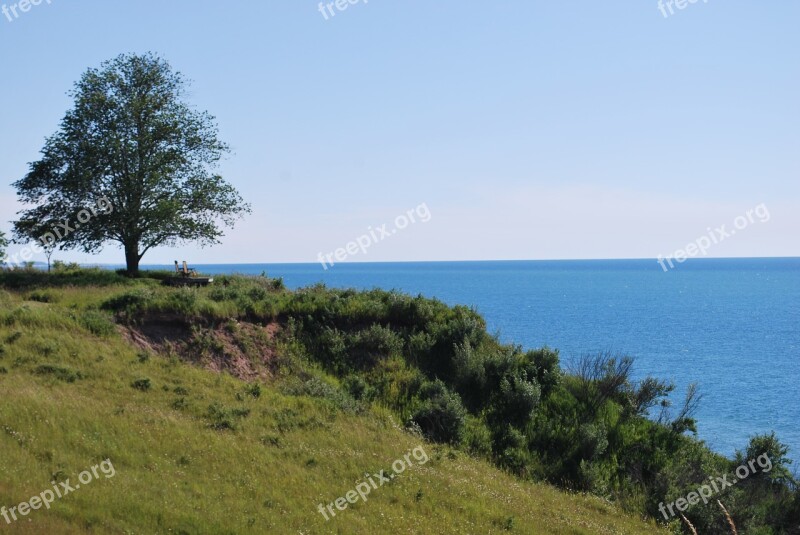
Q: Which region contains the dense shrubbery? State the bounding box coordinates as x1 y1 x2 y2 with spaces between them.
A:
0 263 130 288
410 380 467 444
95 274 800 533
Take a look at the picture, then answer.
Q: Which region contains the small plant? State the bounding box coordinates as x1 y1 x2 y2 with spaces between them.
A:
270 277 285 291
344 375 374 401
260 434 281 447
245 383 262 399
80 309 117 336
101 288 154 316
206 403 250 431
131 378 152 391
34 364 82 383
5 331 22 344
36 339 59 356
28 290 57 303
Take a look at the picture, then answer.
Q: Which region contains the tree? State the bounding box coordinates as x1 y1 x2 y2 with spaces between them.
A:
0 230 8 265
12 218 58 272
13 53 250 274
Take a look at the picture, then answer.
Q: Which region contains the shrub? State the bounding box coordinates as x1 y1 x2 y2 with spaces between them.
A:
28 290 58 303
343 375 374 401
206 402 250 431
464 416 493 458
283 377 359 413
490 374 541 428
245 383 262 399
161 287 199 315
131 378 152 391
410 380 467 445
5 331 22 344
346 324 404 369
79 309 117 336
34 365 82 383
101 288 155 314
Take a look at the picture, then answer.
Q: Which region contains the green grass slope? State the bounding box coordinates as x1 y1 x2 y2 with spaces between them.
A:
0 276 664 534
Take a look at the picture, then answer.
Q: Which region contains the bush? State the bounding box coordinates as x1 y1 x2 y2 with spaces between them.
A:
343 375 374 401
346 324 403 369
79 309 117 336
245 383 262 399
282 377 360 413
34 365 83 383
0 266 128 289
28 290 58 303
101 288 155 314
206 402 250 431
131 378 152 391
410 380 467 445
464 416 493 458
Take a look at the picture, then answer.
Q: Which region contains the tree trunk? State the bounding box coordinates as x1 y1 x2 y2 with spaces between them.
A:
124 242 140 276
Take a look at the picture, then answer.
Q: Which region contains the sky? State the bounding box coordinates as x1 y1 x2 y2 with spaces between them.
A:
0 0 797 265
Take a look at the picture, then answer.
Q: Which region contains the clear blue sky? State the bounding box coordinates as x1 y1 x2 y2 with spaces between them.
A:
1 0 797 265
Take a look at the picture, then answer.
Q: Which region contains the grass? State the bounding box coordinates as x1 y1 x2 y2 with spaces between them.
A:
0 274 667 534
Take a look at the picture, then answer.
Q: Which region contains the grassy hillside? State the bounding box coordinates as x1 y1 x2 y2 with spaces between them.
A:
0 270 664 534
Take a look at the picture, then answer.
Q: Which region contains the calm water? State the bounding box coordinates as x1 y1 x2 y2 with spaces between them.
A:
140 258 800 460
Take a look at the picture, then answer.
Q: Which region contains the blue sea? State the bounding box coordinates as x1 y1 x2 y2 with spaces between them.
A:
140 258 800 460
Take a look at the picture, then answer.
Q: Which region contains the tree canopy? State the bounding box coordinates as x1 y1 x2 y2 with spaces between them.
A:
13 53 250 274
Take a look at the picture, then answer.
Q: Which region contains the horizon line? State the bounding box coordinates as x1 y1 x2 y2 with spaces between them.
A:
63 255 800 267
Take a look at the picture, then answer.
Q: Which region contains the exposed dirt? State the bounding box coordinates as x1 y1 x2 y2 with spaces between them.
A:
121 314 282 382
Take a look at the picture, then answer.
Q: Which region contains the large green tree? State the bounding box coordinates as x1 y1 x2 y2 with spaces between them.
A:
13 53 250 274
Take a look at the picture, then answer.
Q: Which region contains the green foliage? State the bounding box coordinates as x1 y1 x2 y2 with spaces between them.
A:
131 378 152 391
34 364 83 383
206 402 250 431
0 266 130 289
0 271 670 534
101 287 156 317
27 290 58 303
410 380 467 445
343 374 375 401
244 383 262 399
2 270 796 534
12 53 250 274
282 376 360 414
79 309 117 336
